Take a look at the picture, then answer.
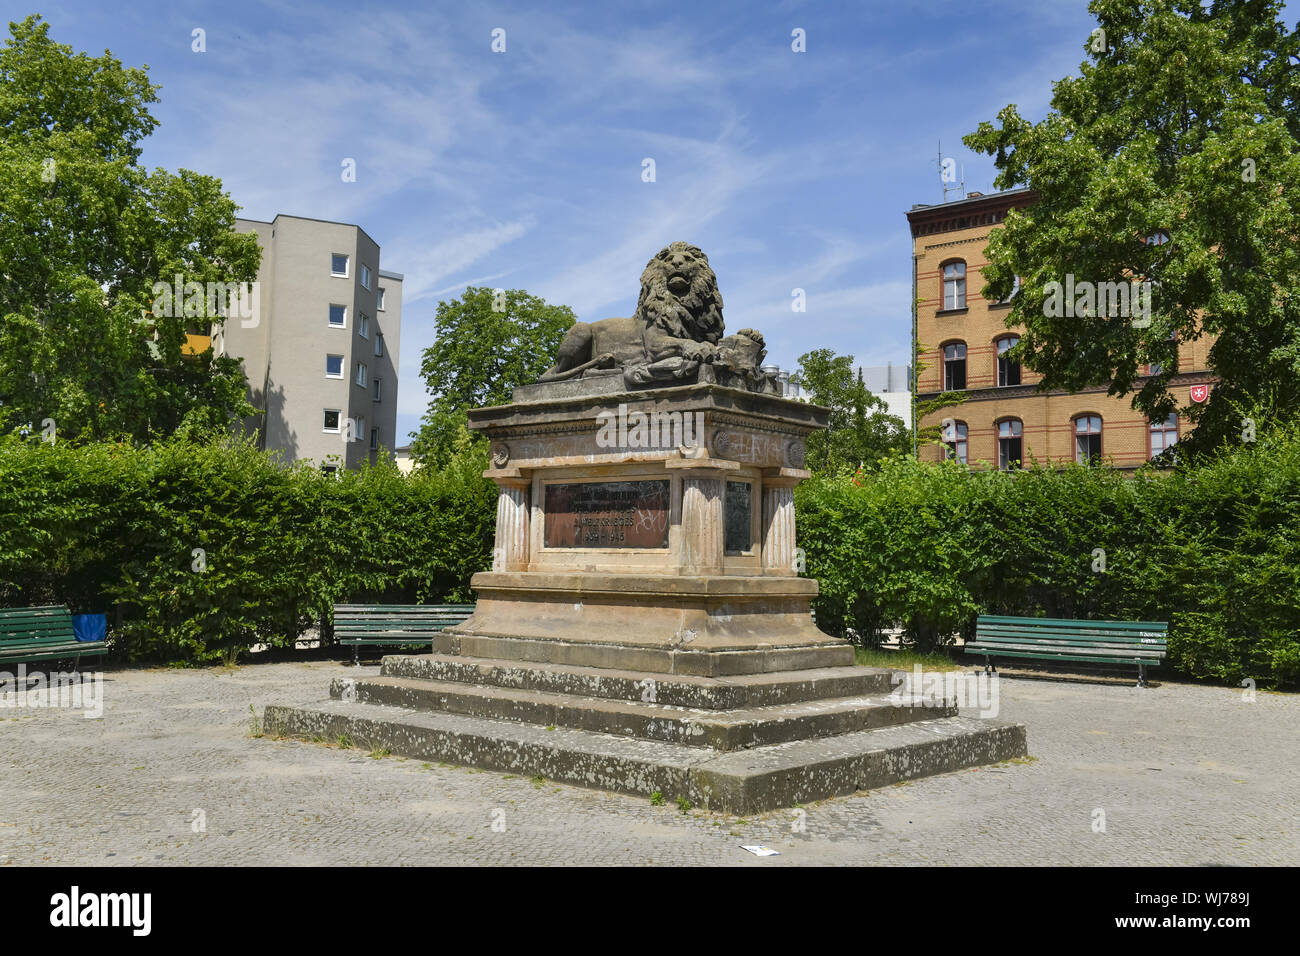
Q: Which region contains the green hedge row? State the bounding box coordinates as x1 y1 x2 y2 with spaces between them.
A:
0 434 494 663
3 428 1297 686
797 429 1300 688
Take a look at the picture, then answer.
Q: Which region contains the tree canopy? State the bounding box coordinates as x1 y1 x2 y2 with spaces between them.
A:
964 0 1300 455
795 348 910 474
411 286 575 465
0 15 260 443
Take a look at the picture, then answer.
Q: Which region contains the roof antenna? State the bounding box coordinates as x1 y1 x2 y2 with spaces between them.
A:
939 141 965 203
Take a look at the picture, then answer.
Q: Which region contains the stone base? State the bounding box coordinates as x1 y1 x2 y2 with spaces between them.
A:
264 653 1028 813
450 571 850 676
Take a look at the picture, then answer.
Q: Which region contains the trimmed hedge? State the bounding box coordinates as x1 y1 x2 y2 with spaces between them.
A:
0 434 493 663
2 428 1297 686
798 431 1300 688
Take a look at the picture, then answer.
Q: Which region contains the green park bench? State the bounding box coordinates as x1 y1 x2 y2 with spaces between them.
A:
333 603 476 665
0 605 109 670
965 614 1168 687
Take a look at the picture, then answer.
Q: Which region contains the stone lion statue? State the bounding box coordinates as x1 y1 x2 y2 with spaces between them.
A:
540 242 735 386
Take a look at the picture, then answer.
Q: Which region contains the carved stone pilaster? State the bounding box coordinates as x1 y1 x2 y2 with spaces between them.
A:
485 468 531 571
681 476 724 574
761 467 811 575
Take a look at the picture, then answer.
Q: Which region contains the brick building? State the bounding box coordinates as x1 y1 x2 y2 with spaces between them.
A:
907 188 1215 469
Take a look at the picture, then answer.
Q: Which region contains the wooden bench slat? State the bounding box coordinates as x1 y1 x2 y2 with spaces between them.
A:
967 642 1165 660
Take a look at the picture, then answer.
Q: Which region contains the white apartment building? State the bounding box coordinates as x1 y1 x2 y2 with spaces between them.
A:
215 214 403 471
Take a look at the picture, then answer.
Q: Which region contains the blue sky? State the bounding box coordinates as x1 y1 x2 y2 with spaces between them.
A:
7 0 1197 441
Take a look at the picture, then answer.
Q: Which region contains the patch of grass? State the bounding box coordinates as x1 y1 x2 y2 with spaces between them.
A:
650 791 664 807
676 796 692 814
544 724 556 731
336 733 352 749
854 647 964 671
247 704 262 738
530 774 546 788
368 747 391 759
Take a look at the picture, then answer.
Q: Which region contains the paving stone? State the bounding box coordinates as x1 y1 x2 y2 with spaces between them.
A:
0 661 1295 865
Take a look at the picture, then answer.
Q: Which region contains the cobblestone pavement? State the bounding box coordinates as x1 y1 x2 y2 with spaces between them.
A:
1 660 1296 866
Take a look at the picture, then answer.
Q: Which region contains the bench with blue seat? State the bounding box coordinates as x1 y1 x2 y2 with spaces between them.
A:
0 605 108 670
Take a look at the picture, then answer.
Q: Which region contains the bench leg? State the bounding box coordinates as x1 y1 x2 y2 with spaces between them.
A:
984 655 996 675
1137 662 1148 688
352 645 359 667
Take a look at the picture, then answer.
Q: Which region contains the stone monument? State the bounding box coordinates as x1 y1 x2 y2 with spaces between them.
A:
266 242 1026 812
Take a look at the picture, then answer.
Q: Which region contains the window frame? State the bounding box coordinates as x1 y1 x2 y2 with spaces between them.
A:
373 378 382 402
1074 413 1103 465
360 264 372 291
995 335 1022 387
1149 412 1179 459
330 254 350 278
355 362 368 388
942 341 967 391
325 354 344 379
943 420 969 464
358 312 370 340
940 259 967 311
997 418 1024 471
322 409 342 433
377 287 386 311
328 303 347 328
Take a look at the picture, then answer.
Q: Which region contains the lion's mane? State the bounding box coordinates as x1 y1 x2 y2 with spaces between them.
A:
633 242 725 343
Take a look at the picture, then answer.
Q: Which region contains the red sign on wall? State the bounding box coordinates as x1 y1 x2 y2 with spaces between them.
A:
1190 384 1209 404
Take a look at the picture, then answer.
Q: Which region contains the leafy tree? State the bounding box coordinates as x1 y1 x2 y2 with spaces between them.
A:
963 0 1300 456
0 15 260 443
795 349 909 474
411 287 575 465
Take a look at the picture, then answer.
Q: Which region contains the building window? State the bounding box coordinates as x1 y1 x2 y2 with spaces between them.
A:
1075 414 1103 464
377 287 385 311
1150 413 1179 458
943 421 968 464
323 409 341 433
943 342 967 391
996 335 1021 387
355 362 367 387
374 332 383 357
320 465 338 476
373 378 382 402
329 304 346 327
997 419 1023 471
352 416 364 443
359 313 370 339
942 260 966 310
325 354 344 378
369 427 379 451
331 254 349 277
361 264 372 290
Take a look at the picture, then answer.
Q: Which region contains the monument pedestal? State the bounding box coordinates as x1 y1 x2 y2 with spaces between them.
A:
266 381 1027 812
451 382 844 675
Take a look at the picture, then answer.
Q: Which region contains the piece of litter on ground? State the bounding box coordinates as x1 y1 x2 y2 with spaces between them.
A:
740 845 780 856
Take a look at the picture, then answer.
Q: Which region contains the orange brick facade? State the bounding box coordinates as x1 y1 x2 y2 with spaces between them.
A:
907 189 1215 469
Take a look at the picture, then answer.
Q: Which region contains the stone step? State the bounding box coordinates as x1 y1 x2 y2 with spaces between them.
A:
263 699 1028 814
332 675 951 751
380 653 895 709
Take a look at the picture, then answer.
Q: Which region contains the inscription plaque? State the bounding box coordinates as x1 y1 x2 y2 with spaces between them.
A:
725 480 752 553
544 480 670 549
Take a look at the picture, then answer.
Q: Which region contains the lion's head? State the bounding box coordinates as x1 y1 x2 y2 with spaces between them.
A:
634 241 724 343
